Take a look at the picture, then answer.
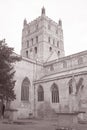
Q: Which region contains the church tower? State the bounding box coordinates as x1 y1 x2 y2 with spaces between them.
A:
21 7 65 62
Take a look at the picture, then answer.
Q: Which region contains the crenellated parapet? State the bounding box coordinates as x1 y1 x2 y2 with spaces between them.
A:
43 50 87 76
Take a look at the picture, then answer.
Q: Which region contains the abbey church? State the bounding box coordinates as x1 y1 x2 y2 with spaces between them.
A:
10 7 87 119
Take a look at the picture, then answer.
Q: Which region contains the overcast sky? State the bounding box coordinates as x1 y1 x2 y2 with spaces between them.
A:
0 0 87 56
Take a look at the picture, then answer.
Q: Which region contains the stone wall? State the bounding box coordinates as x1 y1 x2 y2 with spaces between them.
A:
34 70 87 118
10 58 36 118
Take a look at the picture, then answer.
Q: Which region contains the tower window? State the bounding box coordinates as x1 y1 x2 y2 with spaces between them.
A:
58 51 60 56
36 36 38 43
49 47 52 52
48 37 50 43
35 47 37 54
31 38 33 45
26 50 28 58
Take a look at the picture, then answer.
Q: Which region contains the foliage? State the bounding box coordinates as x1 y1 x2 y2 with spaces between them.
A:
0 40 21 101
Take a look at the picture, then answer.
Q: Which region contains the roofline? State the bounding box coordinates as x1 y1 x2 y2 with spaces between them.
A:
13 52 43 66
44 50 87 66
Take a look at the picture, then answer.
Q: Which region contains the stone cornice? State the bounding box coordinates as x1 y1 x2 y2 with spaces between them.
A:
34 70 87 84
44 64 87 77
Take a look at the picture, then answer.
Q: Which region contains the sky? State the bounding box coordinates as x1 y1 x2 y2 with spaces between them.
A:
0 0 87 56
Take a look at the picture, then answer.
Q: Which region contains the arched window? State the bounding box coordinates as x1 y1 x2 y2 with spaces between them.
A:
76 78 84 94
26 50 28 58
51 83 59 103
38 85 44 101
68 77 76 95
34 47 37 54
49 47 52 52
68 79 73 94
21 77 30 101
31 38 33 45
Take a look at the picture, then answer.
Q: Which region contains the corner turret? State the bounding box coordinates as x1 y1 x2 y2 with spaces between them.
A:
59 19 62 27
41 7 45 16
23 18 27 27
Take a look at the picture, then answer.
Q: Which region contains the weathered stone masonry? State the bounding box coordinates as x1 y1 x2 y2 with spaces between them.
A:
10 7 87 119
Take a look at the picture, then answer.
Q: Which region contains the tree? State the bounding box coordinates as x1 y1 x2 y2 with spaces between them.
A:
0 39 21 102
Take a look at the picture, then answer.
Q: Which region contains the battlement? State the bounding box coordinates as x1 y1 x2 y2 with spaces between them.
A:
43 50 87 76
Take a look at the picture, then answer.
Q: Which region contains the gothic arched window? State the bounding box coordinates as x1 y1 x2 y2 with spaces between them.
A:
68 76 77 95
26 50 28 58
58 51 60 56
68 79 73 95
51 83 59 103
21 77 30 101
49 47 52 52
34 47 37 54
38 85 44 101
76 78 84 94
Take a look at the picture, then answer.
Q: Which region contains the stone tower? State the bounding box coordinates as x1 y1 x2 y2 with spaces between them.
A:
21 7 65 62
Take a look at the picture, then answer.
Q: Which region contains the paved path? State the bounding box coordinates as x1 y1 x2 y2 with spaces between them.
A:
0 119 87 130
0 119 55 130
